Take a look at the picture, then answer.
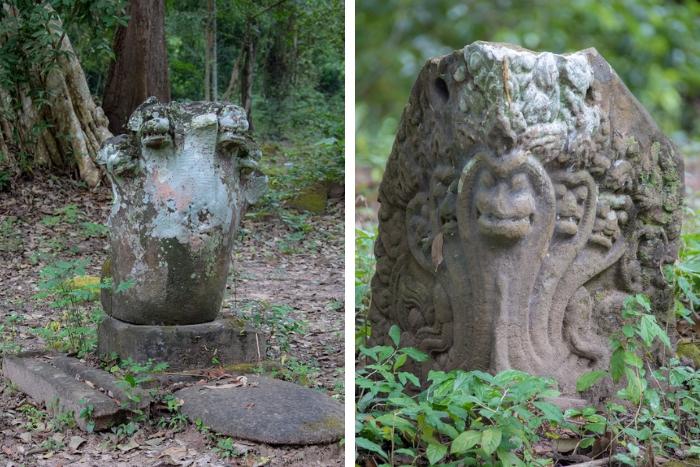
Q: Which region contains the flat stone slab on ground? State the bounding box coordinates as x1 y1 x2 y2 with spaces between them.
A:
175 375 343 445
2 351 148 431
97 315 266 371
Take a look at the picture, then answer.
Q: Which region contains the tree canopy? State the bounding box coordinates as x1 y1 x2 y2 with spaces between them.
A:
356 0 700 146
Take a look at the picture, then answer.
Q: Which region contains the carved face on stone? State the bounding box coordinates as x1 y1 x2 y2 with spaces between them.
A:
97 97 267 326
370 42 683 402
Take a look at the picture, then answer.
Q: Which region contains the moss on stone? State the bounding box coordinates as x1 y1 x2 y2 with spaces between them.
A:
677 342 700 367
286 182 328 214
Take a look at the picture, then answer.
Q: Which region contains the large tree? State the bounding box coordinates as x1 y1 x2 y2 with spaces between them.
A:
0 1 128 188
102 0 171 134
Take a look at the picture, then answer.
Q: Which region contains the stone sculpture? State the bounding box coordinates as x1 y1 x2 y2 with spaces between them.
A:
95 97 267 368
369 42 683 400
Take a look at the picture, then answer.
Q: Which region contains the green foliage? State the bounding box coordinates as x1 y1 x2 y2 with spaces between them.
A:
356 326 565 466
32 259 103 356
165 0 343 141
212 437 240 459
238 300 307 356
576 294 700 464
355 228 376 349
0 0 128 171
666 207 700 324
356 0 700 146
77 399 95 434
256 137 344 213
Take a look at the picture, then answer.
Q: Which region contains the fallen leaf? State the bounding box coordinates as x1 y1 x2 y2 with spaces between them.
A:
144 437 164 447
245 402 255 409
84 380 95 389
149 431 166 439
19 432 32 443
249 382 259 387
552 437 580 453
160 446 187 460
52 432 66 444
117 438 140 452
69 436 86 450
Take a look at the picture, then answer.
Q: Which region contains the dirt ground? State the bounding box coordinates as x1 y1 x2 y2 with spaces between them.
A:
0 169 345 467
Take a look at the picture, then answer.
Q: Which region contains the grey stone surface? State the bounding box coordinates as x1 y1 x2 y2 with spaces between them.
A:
96 98 267 326
49 354 151 411
370 41 683 401
175 375 343 445
2 351 146 432
97 315 266 371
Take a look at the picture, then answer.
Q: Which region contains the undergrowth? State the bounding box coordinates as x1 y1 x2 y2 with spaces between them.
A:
355 208 700 466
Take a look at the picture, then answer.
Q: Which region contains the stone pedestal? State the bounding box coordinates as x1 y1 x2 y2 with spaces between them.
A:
97 316 266 370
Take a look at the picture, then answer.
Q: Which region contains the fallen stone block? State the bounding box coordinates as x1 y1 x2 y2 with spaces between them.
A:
175 375 343 445
2 351 146 432
48 354 150 411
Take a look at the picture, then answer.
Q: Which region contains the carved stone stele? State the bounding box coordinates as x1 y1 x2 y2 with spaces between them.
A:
97 97 267 326
369 42 684 400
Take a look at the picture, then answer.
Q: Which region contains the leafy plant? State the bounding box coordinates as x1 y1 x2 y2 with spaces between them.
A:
356 325 564 466
238 301 307 356
212 437 240 459
355 228 377 349
77 399 95 434
576 294 700 464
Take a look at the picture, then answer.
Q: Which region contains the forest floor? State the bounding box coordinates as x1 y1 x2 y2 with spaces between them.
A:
0 168 345 466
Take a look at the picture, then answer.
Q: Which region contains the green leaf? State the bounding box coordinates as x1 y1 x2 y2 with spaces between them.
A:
124 374 136 388
497 448 523 467
451 430 481 454
400 347 429 362
388 325 401 347
576 370 609 392
481 427 502 456
623 367 642 405
393 352 407 371
532 401 564 425
580 438 595 448
635 294 651 312
623 351 643 369
610 347 625 383
426 442 447 465
355 437 388 460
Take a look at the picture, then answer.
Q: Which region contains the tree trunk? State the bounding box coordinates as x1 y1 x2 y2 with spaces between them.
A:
212 0 217 102
102 0 170 134
241 38 258 131
0 10 111 187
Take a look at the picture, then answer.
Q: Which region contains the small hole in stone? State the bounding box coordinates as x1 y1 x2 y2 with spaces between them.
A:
434 78 449 103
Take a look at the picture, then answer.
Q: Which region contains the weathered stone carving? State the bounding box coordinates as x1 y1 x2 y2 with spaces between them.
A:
97 97 267 326
369 42 683 399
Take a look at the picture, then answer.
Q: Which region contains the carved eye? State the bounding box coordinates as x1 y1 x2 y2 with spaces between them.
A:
511 173 528 191
481 170 495 188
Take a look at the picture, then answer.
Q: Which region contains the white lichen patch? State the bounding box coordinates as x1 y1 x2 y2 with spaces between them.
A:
462 42 600 165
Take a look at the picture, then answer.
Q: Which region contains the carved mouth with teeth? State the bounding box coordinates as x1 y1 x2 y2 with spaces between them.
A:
474 170 536 240
141 117 171 149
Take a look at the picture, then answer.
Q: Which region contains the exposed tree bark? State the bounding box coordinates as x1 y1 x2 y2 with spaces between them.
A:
0 8 111 187
102 0 170 135
241 37 258 131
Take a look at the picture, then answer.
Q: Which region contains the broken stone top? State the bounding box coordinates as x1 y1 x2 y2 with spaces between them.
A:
461 42 600 162
370 42 683 402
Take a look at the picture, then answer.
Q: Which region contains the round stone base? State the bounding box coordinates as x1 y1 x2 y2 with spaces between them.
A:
97 315 266 370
